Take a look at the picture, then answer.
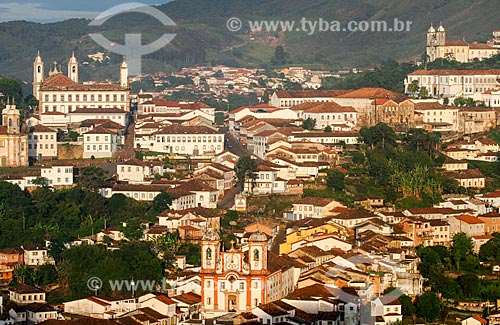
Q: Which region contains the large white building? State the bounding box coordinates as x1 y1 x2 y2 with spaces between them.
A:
136 125 224 156
33 52 130 115
405 69 500 98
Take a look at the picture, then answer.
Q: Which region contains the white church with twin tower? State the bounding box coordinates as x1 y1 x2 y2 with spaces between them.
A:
32 51 131 115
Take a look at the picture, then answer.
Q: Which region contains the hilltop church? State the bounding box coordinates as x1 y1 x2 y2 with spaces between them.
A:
32 52 131 116
426 23 498 62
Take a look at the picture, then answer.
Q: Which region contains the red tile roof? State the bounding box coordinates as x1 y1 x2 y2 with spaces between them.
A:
152 125 221 135
409 69 500 76
304 102 356 113
454 215 484 225
274 90 351 98
445 39 469 46
337 87 403 99
40 73 127 91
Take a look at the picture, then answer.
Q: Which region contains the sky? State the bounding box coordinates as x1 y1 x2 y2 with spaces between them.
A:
0 0 168 23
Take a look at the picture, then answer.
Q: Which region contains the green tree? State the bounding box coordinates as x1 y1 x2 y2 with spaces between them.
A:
235 155 257 186
302 118 316 130
0 78 23 105
399 295 416 317
151 190 172 214
271 46 288 66
416 292 442 322
407 80 419 95
78 166 106 192
451 232 473 271
324 125 332 132
119 219 146 241
326 169 345 192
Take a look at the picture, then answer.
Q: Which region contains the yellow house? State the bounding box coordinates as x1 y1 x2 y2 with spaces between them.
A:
279 222 348 254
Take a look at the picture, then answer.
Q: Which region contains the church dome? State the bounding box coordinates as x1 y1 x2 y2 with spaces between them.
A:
202 229 220 241
249 230 267 242
437 24 445 32
428 25 435 33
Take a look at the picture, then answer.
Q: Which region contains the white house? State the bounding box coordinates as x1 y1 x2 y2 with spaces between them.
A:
40 164 74 187
371 296 402 325
21 244 54 266
9 284 46 305
117 158 164 183
83 126 121 158
27 124 57 161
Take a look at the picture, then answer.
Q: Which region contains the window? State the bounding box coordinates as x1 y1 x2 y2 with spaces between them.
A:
206 248 212 260
254 249 260 261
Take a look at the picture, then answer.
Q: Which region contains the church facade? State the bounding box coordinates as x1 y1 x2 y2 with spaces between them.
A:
33 52 130 115
0 101 28 167
200 230 287 314
426 24 498 62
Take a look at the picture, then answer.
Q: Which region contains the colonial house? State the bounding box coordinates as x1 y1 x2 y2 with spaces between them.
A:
445 169 486 189
270 89 350 108
157 207 220 233
27 124 57 161
447 215 485 237
285 197 345 220
414 102 459 132
40 163 74 187
22 244 54 266
83 126 121 159
301 102 357 129
116 158 164 183
370 296 402 325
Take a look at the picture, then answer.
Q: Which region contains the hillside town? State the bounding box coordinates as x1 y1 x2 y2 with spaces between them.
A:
3 19 500 325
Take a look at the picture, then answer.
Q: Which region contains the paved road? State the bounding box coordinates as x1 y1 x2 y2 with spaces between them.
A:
216 129 255 210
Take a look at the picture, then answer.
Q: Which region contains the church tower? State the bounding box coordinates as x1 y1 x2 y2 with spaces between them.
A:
33 51 44 100
2 99 21 134
247 230 268 274
436 23 446 46
120 58 129 88
67 51 79 83
200 229 221 272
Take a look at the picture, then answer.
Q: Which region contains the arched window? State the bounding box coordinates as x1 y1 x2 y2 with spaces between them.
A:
253 249 260 261
72 66 76 73
37 66 41 73
206 248 212 260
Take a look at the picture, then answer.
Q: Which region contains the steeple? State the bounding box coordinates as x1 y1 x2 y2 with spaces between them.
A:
120 57 129 88
68 51 79 83
33 51 45 100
